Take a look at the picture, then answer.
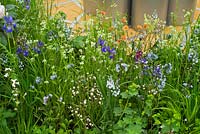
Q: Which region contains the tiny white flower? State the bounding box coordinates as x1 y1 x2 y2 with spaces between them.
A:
80 61 84 65
13 93 19 97
83 99 87 105
68 48 74 53
48 94 53 98
30 85 35 89
58 97 63 102
11 79 20 88
4 73 9 78
5 68 12 71
16 100 20 105
43 96 49 105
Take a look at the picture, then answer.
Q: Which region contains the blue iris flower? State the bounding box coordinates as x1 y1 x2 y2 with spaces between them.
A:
140 58 148 64
101 46 107 52
37 41 44 47
16 47 23 54
2 16 16 33
108 48 116 59
98 37 105 46
153 65 162 78
23 50 29 57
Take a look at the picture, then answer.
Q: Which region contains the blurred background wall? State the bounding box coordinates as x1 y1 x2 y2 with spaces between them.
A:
49 0 200 27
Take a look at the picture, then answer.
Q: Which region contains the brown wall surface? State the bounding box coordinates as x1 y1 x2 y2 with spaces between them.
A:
51 0 200 26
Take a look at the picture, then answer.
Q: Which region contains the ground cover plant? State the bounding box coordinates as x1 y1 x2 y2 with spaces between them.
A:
0 0 200 133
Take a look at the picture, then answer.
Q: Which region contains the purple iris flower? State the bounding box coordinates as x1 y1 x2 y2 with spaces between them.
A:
140 58 148 64
23 50 29 57
37 41 44 47
16 47 23 54
109 55 114 59
4 16 13 23
101 46 107 52
98 37 105 46
109 48 116 54
24 0 31 10
153 65 162 78
147 52 158 60
2 16 16 33
108 48 116 59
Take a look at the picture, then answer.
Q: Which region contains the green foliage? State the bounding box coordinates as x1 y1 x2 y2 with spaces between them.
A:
0 0 200 133
0 108 16 134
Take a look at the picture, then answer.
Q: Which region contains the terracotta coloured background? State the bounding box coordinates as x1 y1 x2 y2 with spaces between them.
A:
50 0 200 28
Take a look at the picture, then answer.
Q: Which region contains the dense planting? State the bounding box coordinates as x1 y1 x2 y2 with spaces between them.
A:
0 0 200 133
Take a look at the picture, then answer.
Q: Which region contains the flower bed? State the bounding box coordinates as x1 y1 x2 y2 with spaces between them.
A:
0 0 200 133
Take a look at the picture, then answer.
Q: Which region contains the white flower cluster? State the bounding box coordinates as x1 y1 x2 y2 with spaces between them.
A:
106 76 120 97
88 84 103 105
0 4 5 19
68 106 94 129
3 67 20 110
4 68 12 78
11 78 20 110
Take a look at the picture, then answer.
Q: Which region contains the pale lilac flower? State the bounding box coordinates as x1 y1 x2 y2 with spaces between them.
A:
106 76 120 97
106 76 115 89
194 29 199 35
157 77 166 91
188 49 198 64
43 94 53 105
121 63 129 72
163 63 172 74
0 4 5 19
50 74 57 80
116 64 120 72
30 85 35 89
35 76 42 84
67 64 74 69
147 52 158 60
